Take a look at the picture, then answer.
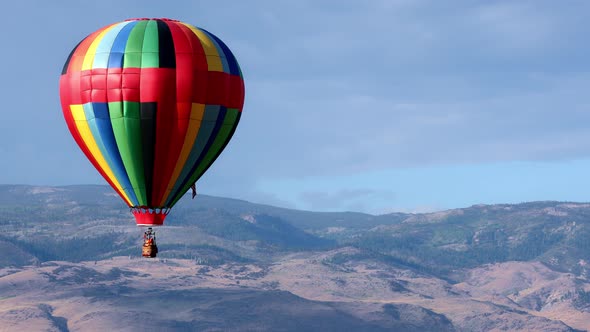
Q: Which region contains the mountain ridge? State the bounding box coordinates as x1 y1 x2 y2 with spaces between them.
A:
0 184 589 331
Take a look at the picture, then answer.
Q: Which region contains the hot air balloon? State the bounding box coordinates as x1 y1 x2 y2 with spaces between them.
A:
59 18 245 256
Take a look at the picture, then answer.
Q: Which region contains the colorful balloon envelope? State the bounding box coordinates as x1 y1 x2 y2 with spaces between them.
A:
59 18 245 226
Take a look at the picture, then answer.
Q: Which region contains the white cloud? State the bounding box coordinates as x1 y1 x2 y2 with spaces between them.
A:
298 188 396 212
2 0 590 212
214 70 590 185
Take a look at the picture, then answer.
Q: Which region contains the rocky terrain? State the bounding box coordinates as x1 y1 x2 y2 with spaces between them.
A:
0 185 589 331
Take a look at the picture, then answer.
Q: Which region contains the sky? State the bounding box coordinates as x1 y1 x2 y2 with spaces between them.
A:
1 0 590 214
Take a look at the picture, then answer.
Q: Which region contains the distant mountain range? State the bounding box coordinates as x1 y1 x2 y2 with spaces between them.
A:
0 185 589 331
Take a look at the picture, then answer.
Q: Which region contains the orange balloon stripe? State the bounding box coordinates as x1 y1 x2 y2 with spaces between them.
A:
159 103 205 206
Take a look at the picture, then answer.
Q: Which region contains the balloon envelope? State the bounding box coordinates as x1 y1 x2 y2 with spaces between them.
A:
59 18 245 226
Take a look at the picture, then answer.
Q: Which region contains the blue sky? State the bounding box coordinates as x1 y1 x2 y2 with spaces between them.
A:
1 0 590 214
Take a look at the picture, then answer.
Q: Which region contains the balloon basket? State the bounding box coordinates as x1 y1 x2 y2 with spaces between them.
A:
142 243 158 258
141 227 158 258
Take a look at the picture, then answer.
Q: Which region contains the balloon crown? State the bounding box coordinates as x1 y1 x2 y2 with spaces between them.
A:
124 18 180 22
